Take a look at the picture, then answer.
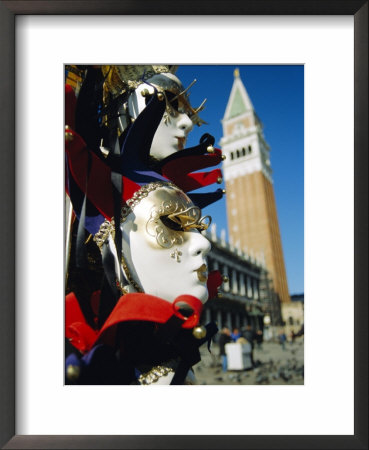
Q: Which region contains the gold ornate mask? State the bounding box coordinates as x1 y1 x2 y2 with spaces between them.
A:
94 182 211 250
145 186 211 249
94 182 212 303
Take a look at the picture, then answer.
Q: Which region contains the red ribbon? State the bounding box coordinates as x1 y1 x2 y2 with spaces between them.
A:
66 292 204 353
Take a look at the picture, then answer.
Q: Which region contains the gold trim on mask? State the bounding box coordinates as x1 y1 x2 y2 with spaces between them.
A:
138 362 176 385
100 65 206 127
102 65 175 95
146 202 211 250
121 253 143 293
94 181 211 250
93 182 178 249
93 181 211 294
93 205 131 249
146 200 185 249
167 207 212 232
148 75 206 127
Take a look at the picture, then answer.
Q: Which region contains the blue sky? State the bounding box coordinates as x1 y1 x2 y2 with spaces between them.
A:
176 65 304 295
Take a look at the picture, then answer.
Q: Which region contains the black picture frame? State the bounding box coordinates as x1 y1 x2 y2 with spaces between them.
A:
0 1 367 449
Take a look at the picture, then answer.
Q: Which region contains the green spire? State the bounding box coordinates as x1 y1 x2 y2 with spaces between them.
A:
228 86 248 118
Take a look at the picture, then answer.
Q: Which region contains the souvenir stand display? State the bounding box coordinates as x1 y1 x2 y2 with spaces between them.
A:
65 65 226 385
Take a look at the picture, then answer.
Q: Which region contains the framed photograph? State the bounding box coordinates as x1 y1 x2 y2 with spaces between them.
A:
1 1 367 449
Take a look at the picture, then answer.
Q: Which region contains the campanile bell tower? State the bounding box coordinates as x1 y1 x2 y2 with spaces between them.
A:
220 69 290 303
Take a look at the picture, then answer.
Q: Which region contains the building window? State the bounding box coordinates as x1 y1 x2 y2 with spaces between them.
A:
242 148 246 156
236 150 240 158
230 152 234 160
223 265 229 292
239 273 246 296
253 278 259 300
232 270 238 294
248 145 252 154
247 276 252 298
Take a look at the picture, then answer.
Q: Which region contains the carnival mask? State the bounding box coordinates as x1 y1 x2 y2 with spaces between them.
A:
122 182 211 303
128 73 203 160
96 182 212 304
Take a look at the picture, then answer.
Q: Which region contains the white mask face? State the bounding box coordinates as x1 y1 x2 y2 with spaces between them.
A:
127 73 194 160
120 184 211 303
149 108 194 160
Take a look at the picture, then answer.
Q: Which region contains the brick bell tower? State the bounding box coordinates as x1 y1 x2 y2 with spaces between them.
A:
220 69 290 304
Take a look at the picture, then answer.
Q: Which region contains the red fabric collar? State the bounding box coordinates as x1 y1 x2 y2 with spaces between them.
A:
66 292 203 354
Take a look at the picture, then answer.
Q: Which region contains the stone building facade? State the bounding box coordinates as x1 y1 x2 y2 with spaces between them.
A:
201 225 283 333
281 294 304 337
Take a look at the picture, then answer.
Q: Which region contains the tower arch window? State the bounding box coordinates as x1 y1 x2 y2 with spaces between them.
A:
230 152 234 160
236 150 240 158
248 145 252 154
242 148 246 156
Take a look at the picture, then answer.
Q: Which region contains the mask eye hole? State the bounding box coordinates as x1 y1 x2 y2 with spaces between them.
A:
160 215 183 231
160 214 212 233
165 91 179 112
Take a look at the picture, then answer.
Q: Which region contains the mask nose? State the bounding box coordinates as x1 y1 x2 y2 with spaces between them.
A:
189 231 211 258
176 113 193 134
